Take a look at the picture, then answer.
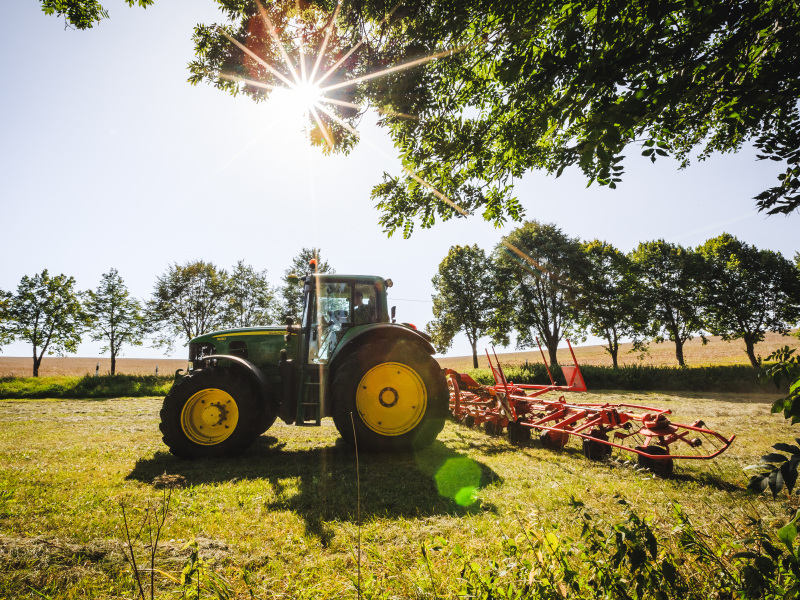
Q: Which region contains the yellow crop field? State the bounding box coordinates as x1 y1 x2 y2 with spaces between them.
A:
0 356 187 377
436 329 800 371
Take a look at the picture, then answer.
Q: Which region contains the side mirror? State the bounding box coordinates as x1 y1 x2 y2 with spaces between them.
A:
391 306 396 323
285 315 302 335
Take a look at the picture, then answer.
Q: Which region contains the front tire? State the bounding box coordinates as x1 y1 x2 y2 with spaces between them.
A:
331 341 448 452
160 368 264 458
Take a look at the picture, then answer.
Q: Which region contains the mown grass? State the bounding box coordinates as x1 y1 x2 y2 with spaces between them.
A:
0 389 796 598
0 375 175 400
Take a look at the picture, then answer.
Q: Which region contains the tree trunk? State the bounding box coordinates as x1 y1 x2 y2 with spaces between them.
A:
610 346 619 369
606 331 620 369
111 353 116 376
744 337 760 370
675 339 686 367
548 343 559 369
32 353 41 378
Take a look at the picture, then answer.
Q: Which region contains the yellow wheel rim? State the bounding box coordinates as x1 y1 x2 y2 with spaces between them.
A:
356 362 427 436
181 388 239 446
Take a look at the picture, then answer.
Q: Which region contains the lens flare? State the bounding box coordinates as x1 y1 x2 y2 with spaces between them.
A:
293 82 323 111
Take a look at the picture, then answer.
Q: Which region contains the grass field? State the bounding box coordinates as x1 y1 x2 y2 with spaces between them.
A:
0 388 796 598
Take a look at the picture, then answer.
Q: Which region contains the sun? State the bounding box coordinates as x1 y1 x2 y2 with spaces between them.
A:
290 81 324 112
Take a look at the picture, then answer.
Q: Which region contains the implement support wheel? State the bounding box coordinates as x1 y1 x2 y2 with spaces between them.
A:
582 430 612 461
635 445 674 477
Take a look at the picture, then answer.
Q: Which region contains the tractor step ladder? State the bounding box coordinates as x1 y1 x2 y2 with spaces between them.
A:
295 364 323 426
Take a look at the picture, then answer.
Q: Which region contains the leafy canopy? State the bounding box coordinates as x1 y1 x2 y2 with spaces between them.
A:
427 244 497 369
147 260 230 352
697 233 800 369
630 240 706 367
575 240 647 369
41 1 800 233
225 260 281 327
5 270 88 377
85 268 147 375
493 220 585 367
39 0 153 30
184 0 800 236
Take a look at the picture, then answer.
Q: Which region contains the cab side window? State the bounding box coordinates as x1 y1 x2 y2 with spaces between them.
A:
352 283 378 324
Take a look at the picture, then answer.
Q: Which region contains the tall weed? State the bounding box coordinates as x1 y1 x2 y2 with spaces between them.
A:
438 497 800 600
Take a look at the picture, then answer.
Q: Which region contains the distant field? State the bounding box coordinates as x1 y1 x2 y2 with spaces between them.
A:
0 356 187 377
1 329 797 376
437 329 800 372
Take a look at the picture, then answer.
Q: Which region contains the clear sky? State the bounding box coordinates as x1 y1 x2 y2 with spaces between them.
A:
1 0 798 361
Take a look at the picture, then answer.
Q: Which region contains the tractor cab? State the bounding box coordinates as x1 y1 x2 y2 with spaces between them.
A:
299 274 392 365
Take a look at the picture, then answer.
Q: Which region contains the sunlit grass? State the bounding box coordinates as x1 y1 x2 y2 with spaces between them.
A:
0 391 795 597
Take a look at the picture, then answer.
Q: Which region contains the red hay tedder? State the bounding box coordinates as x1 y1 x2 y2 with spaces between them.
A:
446 340 735 476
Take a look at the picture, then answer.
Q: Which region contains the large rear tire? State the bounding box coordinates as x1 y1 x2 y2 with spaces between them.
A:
160 368 265 458
331 341 448 452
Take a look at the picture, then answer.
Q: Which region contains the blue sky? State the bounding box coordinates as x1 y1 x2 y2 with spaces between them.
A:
1 0 798 361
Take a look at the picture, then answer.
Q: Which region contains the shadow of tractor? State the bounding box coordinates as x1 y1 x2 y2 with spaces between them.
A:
127 437 501 546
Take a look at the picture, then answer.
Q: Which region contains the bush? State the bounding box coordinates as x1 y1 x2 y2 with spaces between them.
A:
464 363 767 392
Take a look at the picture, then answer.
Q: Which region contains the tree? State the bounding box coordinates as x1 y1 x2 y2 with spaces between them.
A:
630 241 706 367
0 289 12 352
575 240 647 369
280 248 333 322
224 260 281 327
5 270 87 377
188 1 800 236
39 0 153 30
427 245 497 369
493 221 585 368
697 233 800 369
85 268 147 375
147 261 229 352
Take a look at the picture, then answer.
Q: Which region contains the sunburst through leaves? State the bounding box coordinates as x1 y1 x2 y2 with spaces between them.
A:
193 0 465 152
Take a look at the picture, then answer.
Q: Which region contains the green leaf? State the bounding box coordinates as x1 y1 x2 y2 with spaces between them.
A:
778 515 798 557
762 453 789 463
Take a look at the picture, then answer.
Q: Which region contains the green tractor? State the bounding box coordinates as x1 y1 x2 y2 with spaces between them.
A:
159 272 449 457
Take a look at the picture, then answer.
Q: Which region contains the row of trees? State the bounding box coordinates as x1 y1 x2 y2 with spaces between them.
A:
0 248 331 376
428 222 800 370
